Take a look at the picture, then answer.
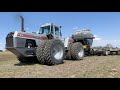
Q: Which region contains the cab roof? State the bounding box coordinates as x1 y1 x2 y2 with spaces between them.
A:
41 23 61 28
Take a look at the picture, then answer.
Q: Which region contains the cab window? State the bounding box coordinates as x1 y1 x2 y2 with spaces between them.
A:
55 27 59 36
39 26 50 34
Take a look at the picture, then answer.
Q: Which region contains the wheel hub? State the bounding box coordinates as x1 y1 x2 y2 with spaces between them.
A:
53 44 63 60
78 49 84 57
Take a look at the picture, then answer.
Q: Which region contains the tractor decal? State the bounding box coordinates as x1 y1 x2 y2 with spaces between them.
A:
69 39 74 42
17 33 48 40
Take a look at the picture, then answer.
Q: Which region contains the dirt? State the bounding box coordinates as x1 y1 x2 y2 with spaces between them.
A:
0 52 120 78
0 52 17 61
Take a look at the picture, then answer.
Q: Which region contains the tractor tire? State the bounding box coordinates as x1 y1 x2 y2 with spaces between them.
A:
18 56 29 63
70 42 84 60
110 52 114 55
90 49 95 56
116 52 118 55
97 51 102 56
103 50 109 56
65 43 73 60
65 50 71 60
117 51 120 55
36 42 46 64
43 39 65 66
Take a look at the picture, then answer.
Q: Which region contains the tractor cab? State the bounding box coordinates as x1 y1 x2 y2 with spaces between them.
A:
39 23 62 39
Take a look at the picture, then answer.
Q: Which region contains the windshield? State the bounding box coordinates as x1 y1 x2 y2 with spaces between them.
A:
39 26 50 34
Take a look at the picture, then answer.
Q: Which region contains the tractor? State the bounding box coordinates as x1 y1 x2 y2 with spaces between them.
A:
6 16 94 65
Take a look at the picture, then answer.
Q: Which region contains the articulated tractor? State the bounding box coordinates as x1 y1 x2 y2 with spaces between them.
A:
6 16 94 65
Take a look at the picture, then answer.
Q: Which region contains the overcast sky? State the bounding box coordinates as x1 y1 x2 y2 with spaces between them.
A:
0 12 120 50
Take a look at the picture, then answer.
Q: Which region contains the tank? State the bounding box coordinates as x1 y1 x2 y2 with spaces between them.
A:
72 29 93 40
71 29 94 46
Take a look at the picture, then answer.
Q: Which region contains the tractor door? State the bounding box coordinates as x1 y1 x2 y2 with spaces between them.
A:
53 25 62 39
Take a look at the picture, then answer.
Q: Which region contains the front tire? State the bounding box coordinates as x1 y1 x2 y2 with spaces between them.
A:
18 56 34 63
43 39 65 65
18 57 27 63
36 39 65 66
36 42 46 64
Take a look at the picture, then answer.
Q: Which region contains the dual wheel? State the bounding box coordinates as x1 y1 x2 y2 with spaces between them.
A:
65 42 84 60
36 39 65 66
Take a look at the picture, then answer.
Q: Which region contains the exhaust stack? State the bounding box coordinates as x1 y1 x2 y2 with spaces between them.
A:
20 16 25 32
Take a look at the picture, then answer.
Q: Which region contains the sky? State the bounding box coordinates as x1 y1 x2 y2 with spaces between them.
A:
0 12 120 50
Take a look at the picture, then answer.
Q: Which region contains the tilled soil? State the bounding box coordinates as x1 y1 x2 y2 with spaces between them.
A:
0 52 17 61
0 52 120 78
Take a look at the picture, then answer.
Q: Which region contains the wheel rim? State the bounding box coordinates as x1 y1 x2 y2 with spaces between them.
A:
78 48 84 57
52 44 63 60
106 51 108 55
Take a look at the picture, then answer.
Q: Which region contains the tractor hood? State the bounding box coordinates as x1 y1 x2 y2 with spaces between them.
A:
6 31 48 57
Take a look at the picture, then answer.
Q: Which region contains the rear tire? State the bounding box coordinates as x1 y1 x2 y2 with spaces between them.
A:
65 43 73 60
70 42 84 60
65 50 71 60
